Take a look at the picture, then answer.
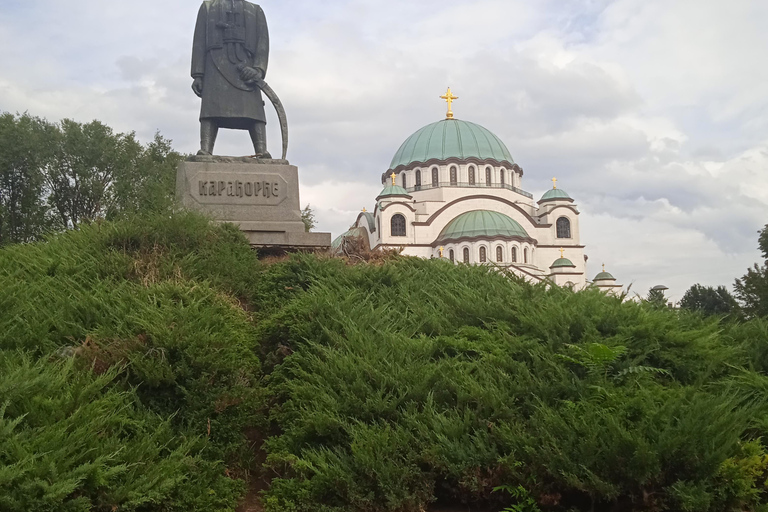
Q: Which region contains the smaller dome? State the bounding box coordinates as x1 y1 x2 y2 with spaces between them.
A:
540 188 572 202
551 257 576 269
594 271 616 281
377 184 411 199
436 210 531 244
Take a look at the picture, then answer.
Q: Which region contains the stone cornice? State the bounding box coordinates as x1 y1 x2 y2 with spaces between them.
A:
383 158 523 181
434 234 537 247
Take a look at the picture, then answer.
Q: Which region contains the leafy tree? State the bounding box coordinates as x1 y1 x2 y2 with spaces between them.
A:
680 284 738 317
735 224 768 318
0 112 182 240
646 287 668 308
301 204 316 232
0 113 51 245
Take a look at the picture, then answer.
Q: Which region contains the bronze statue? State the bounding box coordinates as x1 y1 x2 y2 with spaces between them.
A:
192 0 281 157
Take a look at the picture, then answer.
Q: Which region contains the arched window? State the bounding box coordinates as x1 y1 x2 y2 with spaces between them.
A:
496 246 503 263
511 247 518 263
391 214 406 237
401 173 407 189
486 166 492 186
463 247 470 264
479 246 487 263
449 249 454 263
500 170 505 187
415 170 421 189
432 167 439 187
468 166 476 185
557 217 571 239
450 166 458 186
524 248 529 264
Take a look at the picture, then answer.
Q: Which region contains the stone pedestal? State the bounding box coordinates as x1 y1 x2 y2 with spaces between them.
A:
176 156 331 249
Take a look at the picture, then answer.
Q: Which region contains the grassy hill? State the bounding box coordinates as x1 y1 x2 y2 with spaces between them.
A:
2 214 768 512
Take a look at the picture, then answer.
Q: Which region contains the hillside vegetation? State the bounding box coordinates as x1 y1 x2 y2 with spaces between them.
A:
2 214 768 512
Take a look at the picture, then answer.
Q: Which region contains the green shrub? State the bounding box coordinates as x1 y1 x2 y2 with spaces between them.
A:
0 351 243 511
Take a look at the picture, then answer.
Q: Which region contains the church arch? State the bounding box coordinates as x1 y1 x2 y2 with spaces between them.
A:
479 246 487 263
463 247 470 264
556 217 572 239
469 166 476 185
415 169 422 189
524 248 529 264
432 167 439 187
401 173 407 189
450 166 458 186
496 245 504 263
449 249 455 263
500 169 505 187
512 246 518 263
486 166 492 186
391 214 406 237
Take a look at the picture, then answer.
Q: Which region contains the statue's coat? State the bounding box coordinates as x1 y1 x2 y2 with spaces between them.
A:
192 0 270 129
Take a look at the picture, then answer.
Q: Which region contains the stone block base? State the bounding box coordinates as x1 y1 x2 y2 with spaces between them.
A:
176 157 331 250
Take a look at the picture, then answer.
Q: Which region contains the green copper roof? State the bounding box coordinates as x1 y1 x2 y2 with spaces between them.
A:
540 188 572 202
436 210 530 244
551 257 576 269
331 227 367 252
377 184 410 199
594 271 616 281
389 119 515 170
360 211 375 232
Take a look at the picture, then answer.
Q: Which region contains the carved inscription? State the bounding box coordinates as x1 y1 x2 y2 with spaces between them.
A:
198 180 280 199
189 172 288 207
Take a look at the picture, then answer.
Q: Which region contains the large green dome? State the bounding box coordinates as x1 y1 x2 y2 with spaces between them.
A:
389 119 515 170
436 210 530 244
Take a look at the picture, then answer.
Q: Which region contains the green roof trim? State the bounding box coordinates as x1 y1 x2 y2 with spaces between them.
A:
594 271 615 281
377 184 410 199
389 119 515 170
540 188 572 202
436 210 530 244
551 257 576 269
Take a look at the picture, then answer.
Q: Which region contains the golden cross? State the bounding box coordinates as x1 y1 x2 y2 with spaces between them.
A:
440 87 459 119
391 172 397 186
439 246 445 258
552 177 558 189
602 263 606 272
560 248 565 258
362 207 367 212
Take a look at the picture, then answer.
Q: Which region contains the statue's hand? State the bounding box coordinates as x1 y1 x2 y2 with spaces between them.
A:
192 77 204 97
240 66 264 83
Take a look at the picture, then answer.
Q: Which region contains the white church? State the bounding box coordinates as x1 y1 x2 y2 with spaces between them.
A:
332 89 622 293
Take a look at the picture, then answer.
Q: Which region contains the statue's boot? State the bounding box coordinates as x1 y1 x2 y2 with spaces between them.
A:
250 122 271 159
199 120 218 156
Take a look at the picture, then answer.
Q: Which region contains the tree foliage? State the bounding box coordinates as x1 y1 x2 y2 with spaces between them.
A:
680 284 738 317
301 204 316 232
646 287 668 308
0 112 181 246
0 113 50 245
735 224 768 318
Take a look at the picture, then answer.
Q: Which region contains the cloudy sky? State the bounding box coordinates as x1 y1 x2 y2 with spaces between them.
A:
2 0 767 299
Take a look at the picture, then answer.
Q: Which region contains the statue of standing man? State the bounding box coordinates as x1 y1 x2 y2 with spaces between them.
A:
191 0 271 157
